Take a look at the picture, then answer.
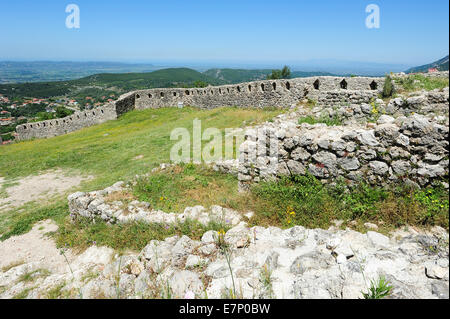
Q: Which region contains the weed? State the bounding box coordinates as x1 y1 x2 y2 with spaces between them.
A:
362 276 393 299
1 260 25 272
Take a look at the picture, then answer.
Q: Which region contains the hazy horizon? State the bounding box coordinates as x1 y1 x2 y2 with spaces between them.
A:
1 0 448 68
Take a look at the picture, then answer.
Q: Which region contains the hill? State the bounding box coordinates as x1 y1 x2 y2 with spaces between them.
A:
406 55 449 73
0 68 223 100
0 61 160 84
203 69 273 83
203 68 336 83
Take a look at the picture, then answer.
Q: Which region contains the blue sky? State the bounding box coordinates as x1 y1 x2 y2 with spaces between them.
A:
0 0 448 66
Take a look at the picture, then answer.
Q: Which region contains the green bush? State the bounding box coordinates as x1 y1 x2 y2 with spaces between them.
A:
267 66 291 80
382 75 395 98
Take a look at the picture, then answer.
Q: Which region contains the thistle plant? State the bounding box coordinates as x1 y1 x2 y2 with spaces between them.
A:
215 229 237 298
59 245 82 299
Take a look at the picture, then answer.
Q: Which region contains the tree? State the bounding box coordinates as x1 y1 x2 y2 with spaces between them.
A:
36 112 54 121
267 66 291 79
55 106 74 118
193 80 208 88
382 75 395 98
281 66 291 79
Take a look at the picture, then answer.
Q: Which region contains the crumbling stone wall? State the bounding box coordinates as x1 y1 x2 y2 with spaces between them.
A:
15 75 386 141
133 76 385 110
238 96 449 190
15 104 117 141
115 92 136 116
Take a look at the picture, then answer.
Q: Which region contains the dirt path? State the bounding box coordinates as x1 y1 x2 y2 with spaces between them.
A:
0 169 92 211
0 219 75 273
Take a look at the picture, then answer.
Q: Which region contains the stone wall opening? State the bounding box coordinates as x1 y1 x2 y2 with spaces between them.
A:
286 82 291 90
272 82 277 91
314 79 320 90
340 79 348 90
261 84 265 92
370 81 378 90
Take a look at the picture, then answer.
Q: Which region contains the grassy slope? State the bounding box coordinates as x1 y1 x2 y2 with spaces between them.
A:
0 105 448 251
393 74 449 92
1 106 281 182
57 164 449 252
0 107 282 241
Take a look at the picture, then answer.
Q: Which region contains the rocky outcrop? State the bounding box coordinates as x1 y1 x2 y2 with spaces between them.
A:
238 91 449 190
68 182 244 226
1 223 447 299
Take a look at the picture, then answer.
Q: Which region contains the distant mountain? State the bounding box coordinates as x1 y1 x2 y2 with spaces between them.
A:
203 68 336 84
0 61 161 84
78 68 223 89
0 68 223 99
406 55 449 74
203 69 273 83
291 71 336 78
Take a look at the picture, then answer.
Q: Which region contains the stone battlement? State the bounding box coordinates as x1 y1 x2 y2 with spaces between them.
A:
132 76 384 110
15 75 385 141
15 104 117 141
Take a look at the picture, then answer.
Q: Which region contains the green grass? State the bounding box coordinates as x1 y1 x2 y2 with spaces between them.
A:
55 217 230 252
12 287 34 299
298 114 343 126
0 107 281 242
17 269 51 283
73 165 448 251
0 107 280 181
45 283 68 299
249 175 449 231
133 163 243 213
394 74 449 92
1 106 448 253
0 201 68 241
7 164 446 252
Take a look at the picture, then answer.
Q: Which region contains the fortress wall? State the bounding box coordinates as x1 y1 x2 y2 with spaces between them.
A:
15 104 117 141
133 76 385 110
238 113 449 190
115 92 136 116
15 76 385 141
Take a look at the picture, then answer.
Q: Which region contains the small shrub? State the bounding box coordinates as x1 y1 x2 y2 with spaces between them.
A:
362 276 393 299
382 75 395 98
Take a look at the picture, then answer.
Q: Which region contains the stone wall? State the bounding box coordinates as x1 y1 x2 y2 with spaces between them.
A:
239 114 448 190
133 76 385 110
14 75 386 141
115 92 136 116
15 104 117 141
